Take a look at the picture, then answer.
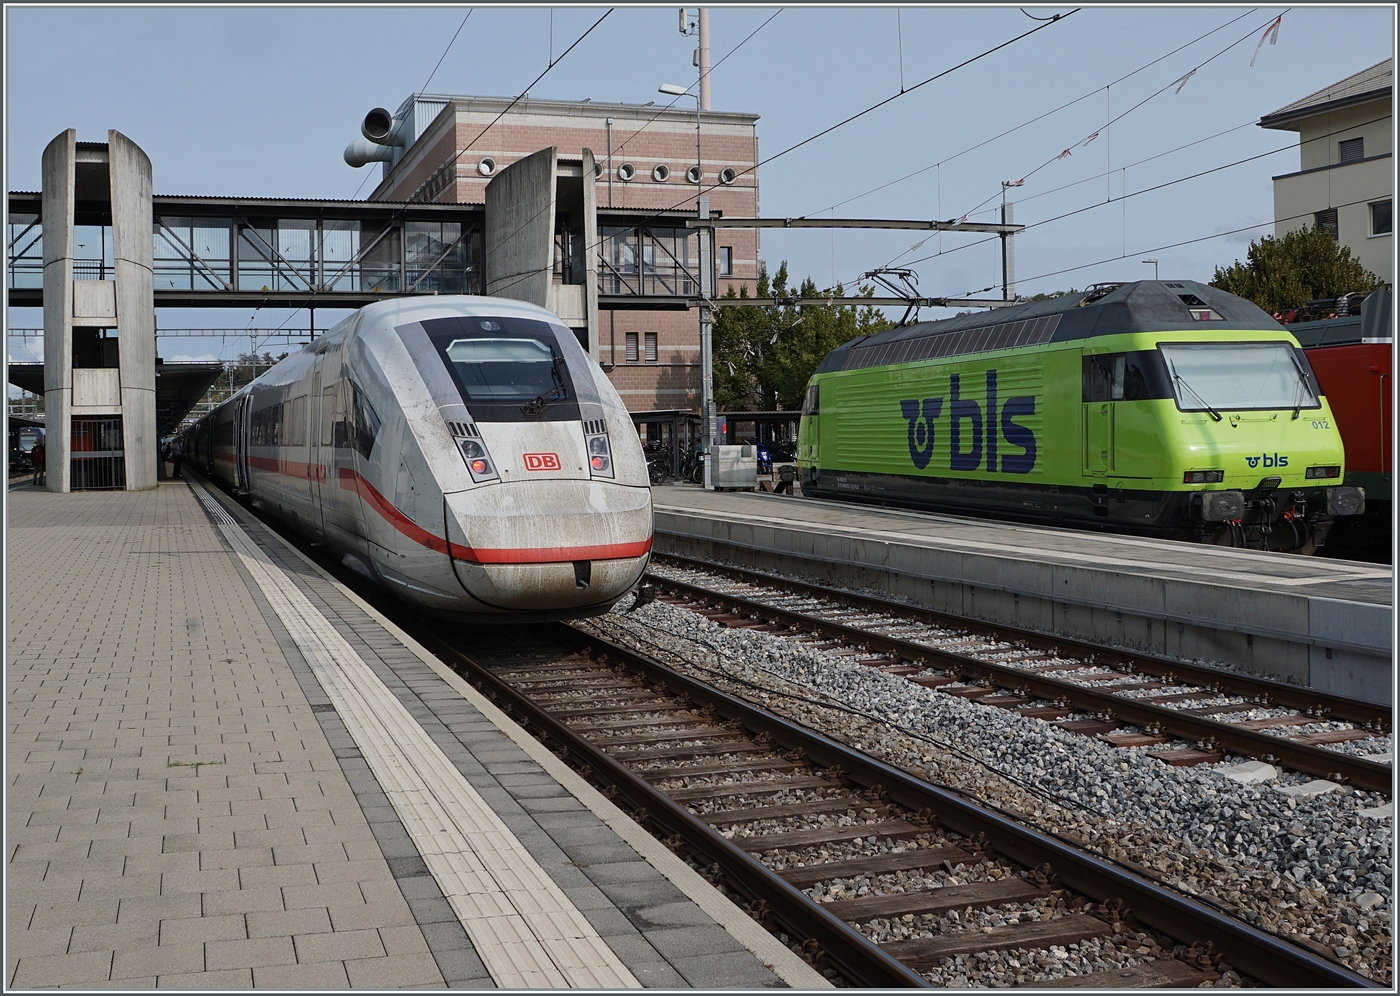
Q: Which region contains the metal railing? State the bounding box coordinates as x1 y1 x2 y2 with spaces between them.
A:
71 417 125 490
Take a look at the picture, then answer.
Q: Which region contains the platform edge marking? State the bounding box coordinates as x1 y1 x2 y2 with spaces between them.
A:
186 480 640 990
191 481 831 989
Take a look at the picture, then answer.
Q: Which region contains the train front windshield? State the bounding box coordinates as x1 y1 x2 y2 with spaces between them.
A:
427 317 578 420
1159 342 1320 413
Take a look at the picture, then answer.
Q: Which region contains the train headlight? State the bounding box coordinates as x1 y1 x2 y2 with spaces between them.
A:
457 437 499 483
1183 470 1224 484
586 433 614 479
1305 465 1341 479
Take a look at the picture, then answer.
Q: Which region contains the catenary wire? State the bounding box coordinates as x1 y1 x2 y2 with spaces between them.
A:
873 108 1394 289
485 10 1080 301
877 7 1283 274
611 8 785 158
485 8 786 281
228 10 613 360
808 8 1259 218
950 8 1289 227
964 192 1388 295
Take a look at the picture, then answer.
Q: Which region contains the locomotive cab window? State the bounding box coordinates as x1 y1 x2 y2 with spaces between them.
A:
1158 342 1320 413
1082 351 1171 402
423 316 580 422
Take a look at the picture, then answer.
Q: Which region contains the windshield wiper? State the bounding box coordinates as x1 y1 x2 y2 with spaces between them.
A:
520 356 568 415
1172 372 1223 422
1288 355 1313 420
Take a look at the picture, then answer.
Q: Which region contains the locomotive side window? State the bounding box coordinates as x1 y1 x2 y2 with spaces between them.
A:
802 383 820 416
1082 351 1171 402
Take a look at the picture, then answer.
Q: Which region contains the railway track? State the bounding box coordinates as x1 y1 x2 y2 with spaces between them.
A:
412 622 1374 989
230 496 1383 988
645 555 1392 796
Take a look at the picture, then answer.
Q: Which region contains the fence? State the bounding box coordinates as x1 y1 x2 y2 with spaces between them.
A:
71 417 125 489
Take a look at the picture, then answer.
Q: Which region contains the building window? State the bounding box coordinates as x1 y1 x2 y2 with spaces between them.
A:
625 331 639 362
719 246 733 276
1314 208 1339 239
1339 137 1365 164
644 332 658 363
1372 200 1393 236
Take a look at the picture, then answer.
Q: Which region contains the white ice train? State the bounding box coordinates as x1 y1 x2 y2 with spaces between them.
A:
185 297 653 622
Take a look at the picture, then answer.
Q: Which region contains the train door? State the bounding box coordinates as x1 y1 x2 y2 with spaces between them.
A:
308 356 328 540
234 395 251 492
1083 402 1114 476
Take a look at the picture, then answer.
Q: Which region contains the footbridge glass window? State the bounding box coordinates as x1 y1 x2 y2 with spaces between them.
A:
8 213 43 290
155 217 231 291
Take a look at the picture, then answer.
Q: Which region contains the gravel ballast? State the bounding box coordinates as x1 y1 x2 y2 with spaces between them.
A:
579 592 1392 984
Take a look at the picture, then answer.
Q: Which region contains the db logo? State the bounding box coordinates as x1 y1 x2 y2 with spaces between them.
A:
523 452 561 471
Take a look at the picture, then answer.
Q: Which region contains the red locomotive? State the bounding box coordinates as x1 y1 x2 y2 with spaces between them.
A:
1285 287 1392 563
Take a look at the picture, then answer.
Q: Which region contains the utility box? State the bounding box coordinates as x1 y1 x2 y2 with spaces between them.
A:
711 444 757 489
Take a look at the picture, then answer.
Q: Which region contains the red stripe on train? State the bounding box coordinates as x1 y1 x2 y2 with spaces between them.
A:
246 455 328 481
335 467 651 565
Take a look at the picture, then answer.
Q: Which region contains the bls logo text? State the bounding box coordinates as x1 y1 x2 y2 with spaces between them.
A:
1245 453 1289 469
900 371 1036 474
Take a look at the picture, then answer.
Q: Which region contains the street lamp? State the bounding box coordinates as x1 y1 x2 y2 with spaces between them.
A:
1142 258 1159 280
658 83 688 96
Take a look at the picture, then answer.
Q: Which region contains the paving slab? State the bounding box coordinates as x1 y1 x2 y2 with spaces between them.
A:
8 483 827 990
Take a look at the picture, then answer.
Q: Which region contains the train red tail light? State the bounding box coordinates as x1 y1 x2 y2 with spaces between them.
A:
586 433 614 479
456 436 499 483
1183 470 1224 484
1305 465 1341 479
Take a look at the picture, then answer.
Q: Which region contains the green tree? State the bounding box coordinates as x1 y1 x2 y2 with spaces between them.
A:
712 262 894 411
1210 225 1383 314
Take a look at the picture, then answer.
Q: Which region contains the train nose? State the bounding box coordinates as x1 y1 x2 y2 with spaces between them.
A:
444 481 653 612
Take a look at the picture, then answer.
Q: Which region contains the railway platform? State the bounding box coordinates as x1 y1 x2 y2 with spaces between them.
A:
6 481 825 990
651 487 1393 704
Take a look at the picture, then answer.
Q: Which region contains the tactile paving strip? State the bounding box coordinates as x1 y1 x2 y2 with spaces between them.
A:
188 481 639 989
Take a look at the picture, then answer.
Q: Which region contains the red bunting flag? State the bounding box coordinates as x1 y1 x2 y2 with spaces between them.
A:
1250 14 1283 67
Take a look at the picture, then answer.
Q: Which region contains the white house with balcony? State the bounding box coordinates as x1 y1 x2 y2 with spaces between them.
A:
1260 59 1392 283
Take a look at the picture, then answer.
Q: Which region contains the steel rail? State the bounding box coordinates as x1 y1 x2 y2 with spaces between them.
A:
414 629 932 990
555 628 1377 989
655 553 1390 727
647 571 1392 795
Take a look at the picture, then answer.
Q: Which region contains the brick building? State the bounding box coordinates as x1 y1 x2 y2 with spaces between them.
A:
347 94 761 412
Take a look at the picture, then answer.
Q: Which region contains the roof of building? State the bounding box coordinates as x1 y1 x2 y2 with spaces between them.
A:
416 92 760 123
1259 59 1393 130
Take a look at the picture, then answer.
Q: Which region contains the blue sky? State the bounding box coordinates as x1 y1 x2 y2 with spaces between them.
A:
5 5 1394 364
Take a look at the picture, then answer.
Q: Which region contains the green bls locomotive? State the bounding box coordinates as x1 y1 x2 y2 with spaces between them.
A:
797 280 1365 551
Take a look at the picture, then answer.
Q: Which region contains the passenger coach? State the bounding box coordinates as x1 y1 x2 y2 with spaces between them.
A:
186 296 652 621
797 280 1364 551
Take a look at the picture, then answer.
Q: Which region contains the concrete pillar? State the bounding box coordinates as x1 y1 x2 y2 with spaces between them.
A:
41 130 75 493
484 147 557 309
581 148 601 363
109 130 157 489
39 128 157 491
